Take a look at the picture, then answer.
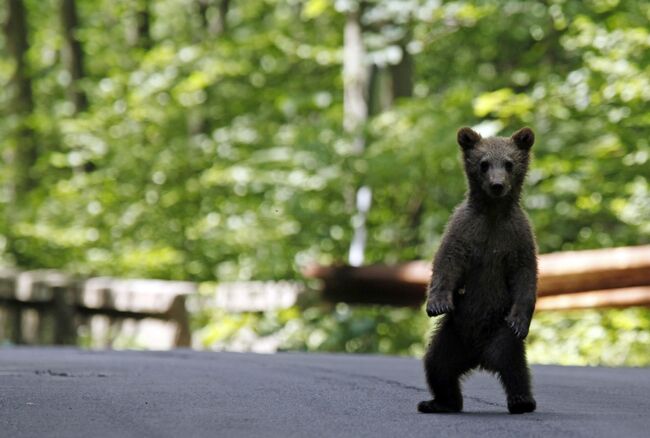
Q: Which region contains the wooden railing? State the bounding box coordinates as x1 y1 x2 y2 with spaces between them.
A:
0 270 195 348
304 245 650 311
0 271 304 348
1 245 647 348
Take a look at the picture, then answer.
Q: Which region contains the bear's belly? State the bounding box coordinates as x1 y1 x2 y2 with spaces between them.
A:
451 256 513 334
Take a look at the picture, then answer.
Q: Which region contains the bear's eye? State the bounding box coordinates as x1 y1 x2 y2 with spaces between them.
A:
480 161 489 173
505 161 513 172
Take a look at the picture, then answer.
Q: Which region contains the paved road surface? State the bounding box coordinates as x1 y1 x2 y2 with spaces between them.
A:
1 348 649 437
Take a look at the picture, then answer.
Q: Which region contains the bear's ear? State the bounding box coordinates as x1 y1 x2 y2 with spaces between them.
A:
512 127 535 150
457 127 481 150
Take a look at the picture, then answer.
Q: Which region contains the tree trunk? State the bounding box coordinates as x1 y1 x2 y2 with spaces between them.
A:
343 10 368 153
216 0 230 35
4 0 38 195
197 0 229 36
60 0 88 112
368 65 397 116
390 44 413 100
343 9 371 267
135 0 151 49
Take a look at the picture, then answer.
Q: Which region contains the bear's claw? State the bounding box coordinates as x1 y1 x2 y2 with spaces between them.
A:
425 292 454 317
505 315 529 339
426 303 453 317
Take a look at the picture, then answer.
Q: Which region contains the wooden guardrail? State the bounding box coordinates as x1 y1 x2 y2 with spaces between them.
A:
1 245 647 348
0 271 305 348
303 245 650 311
0 270 195 348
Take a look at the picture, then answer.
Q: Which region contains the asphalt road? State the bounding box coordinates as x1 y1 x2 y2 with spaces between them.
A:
1 348 649 437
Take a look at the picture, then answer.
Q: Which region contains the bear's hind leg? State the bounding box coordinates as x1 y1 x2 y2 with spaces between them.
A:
419 322 476 414
480 327 536 414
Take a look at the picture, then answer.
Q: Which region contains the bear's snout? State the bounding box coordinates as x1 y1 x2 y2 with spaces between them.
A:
490 183 505 196
485 177 509 198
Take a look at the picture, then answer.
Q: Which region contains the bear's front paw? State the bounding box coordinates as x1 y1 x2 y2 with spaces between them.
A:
505 314 530 339
426 292 454 317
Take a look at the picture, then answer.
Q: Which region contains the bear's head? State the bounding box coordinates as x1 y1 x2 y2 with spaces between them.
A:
456 127 534 201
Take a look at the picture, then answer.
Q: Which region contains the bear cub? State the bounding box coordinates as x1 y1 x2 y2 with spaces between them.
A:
418 127 538 415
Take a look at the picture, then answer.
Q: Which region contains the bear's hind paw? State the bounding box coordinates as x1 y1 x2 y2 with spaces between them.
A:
507 395 536 414
417 399 462 414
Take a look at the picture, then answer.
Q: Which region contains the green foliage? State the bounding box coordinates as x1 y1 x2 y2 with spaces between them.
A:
1 1 649 363
528 308 650 367
1 1 648 277
194 303 650 366
195 302 428 356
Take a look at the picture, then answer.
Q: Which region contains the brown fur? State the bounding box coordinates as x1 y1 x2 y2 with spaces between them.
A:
419 127 537 415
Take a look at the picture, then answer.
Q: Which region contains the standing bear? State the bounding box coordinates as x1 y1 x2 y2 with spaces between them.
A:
418 126 538 415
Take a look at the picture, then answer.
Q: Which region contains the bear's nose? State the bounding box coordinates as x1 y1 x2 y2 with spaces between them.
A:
491 183 504 194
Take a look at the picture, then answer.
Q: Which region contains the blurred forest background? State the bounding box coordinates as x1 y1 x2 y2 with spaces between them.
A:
1 0 649 365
